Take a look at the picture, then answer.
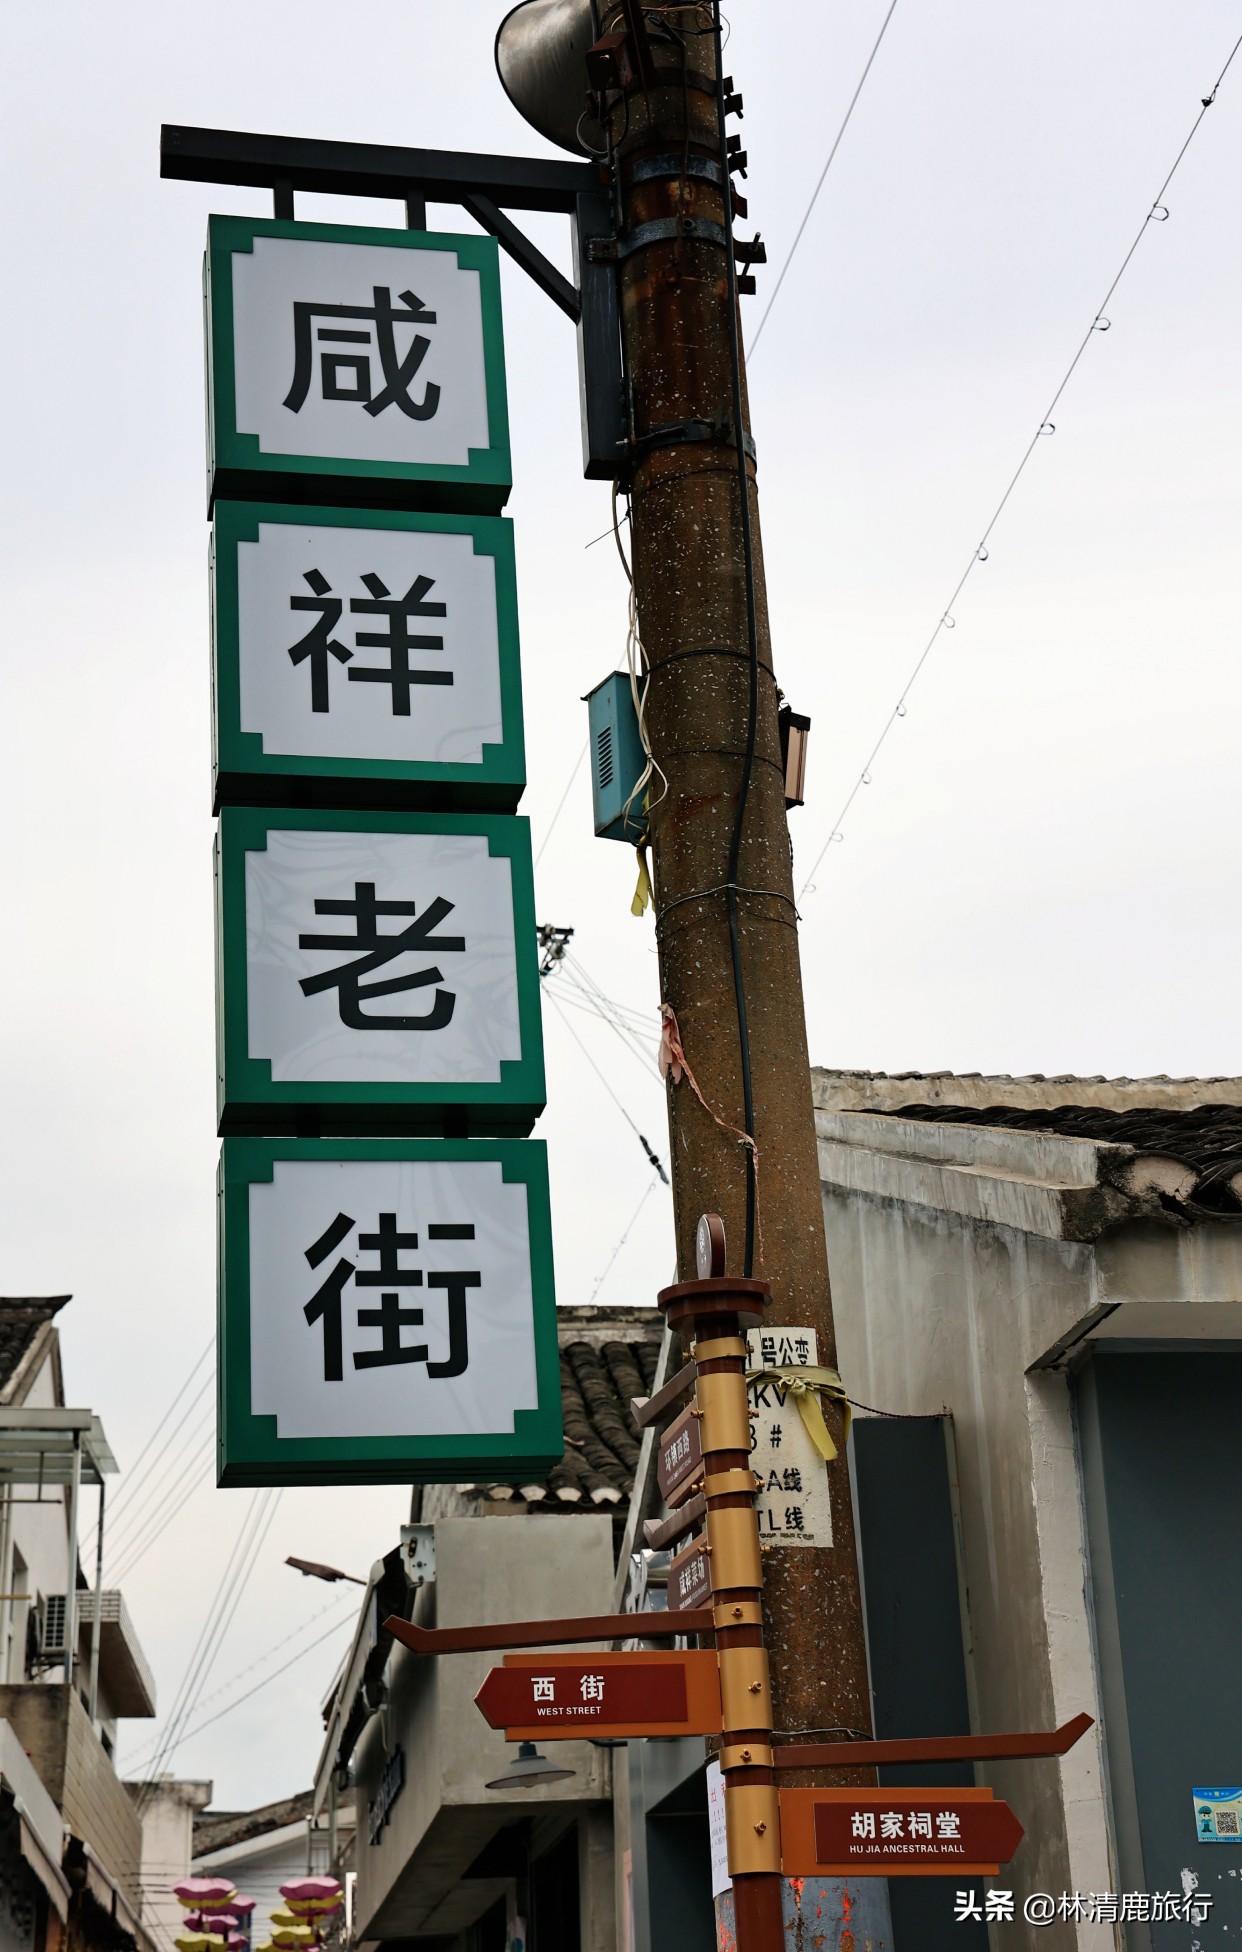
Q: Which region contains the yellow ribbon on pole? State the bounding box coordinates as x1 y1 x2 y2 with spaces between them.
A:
631 843 653 918
745 1365 852 1462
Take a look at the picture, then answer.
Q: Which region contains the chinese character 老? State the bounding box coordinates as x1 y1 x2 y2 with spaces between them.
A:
285 286 440 421
298 881 465 1031
580 1673 605 1702
302 1211 480 1381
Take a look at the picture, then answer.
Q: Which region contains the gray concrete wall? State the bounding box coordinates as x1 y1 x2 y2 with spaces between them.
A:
820 1186 1114 1947
354 1516 614 1942
0 1683 144 1907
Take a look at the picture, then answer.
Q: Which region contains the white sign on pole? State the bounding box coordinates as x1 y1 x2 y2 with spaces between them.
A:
244 827 521 1086
746 1328 834 1547
236 517 504 765
248 1154 539 1440
706 1760 731 1898
232 234 491 470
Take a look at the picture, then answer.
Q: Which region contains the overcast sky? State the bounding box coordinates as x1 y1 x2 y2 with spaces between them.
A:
2 0 1240 1820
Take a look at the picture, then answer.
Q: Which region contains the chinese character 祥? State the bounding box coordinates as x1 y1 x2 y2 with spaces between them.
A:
288 569 352 714
908 1812 932 1839
299 881 465 1031
952 1892 982 1922
879 1812 904 1840
285 286 440 421
784 1505 805 1532
984 1891 1014 1922
532 1677 555 1702
302 1211 480 1381
286 570 452 718
850 1812 875 1840
782 1466 803 1493
935 1811 961 1840
580 1673 605 1702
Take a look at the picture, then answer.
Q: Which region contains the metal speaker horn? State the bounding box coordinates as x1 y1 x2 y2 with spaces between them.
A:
495 0 606 157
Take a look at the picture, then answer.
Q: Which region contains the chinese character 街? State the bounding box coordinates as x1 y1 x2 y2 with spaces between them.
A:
286 570 452 717
285 286 441 421
302 1212 480 1381
580 1674 605 1702
298 881 465 1030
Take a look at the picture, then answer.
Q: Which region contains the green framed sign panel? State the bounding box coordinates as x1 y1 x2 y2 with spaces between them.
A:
211 501 526 811
205 216 511 512
216 807 545 1137
218 1136 562 1486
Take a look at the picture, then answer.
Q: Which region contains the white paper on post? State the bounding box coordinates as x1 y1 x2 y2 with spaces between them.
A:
244 828 522 1086
706 1760 731 1898
746 1327 834 1547
231 235 491 468
237 520 504 766
248 1156 538 1440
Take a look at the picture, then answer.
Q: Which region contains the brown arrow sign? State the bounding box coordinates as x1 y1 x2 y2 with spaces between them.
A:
475 1650 722 1740
780 1789 1025 1878
656 1402 702 1508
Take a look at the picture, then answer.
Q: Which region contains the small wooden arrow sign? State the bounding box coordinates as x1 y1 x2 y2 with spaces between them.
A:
657 1402 702 1508
475 1650 722 1740
668 1534 712 1612
780 1788 1025 1878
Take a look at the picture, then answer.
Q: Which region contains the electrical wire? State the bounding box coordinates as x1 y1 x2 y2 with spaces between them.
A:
543 985 669 1182
129 1614 357 1762
105 1409 215 1564
712 2 759 1276
749 0 899 354
131 1489 280 1804
81 1342 213 1560
799 28 1242 897
589 1175 663 1304
561 951 662 1073
108 1437 217 1585
124 1592 358 1773
534 740 589 869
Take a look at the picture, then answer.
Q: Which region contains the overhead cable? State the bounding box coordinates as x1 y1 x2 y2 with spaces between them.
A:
749 0 900 354
589 1175 663 1304
800 28 1242 897
542 985 669 1182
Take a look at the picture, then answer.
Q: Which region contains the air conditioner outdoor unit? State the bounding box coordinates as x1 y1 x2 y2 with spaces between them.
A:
35 1595 67 1659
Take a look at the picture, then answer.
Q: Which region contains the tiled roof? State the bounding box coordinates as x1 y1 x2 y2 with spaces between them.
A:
0 1297 69 1402
418 1307 661 1524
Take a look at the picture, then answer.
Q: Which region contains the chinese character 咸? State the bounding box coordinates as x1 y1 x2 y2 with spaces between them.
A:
285 286 440 421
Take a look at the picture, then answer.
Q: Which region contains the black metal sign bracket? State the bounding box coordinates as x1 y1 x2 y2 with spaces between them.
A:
160 123 626 479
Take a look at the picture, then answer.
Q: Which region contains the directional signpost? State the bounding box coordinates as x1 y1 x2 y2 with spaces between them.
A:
779 1788 1025 1879
475 1651 722 1741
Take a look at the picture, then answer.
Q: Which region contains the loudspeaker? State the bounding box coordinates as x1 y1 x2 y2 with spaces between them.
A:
494 0 606 157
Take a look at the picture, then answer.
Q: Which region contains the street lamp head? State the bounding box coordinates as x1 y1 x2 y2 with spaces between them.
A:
285 1556 365 1585
484 1741 577 1791
495 0 605 157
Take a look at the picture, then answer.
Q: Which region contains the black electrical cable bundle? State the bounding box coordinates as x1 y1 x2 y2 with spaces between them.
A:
711 1 761 1278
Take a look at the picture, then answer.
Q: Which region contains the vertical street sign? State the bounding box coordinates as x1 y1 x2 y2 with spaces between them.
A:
218 1137 562 1484
212 502 525 810
205 218 511 510
668 1534 712 1612
215 807 544 1135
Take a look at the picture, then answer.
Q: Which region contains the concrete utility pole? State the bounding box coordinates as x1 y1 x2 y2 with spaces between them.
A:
600 6 880 1943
